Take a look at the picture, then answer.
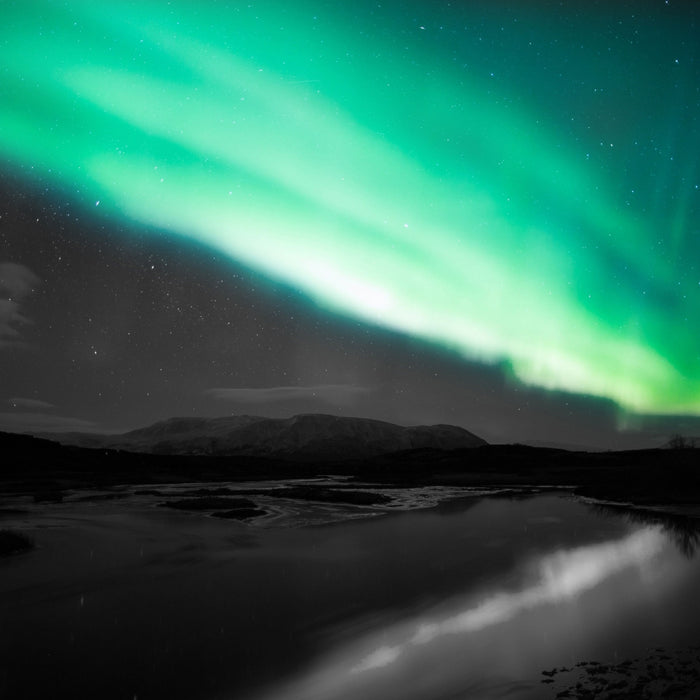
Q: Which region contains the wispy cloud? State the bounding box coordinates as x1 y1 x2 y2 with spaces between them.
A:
0 262 40 348
0 412 97 433
7 397 55 411
206 384 373 405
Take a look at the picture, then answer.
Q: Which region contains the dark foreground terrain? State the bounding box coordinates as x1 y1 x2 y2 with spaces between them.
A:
2 431 700 699
2 430 699 508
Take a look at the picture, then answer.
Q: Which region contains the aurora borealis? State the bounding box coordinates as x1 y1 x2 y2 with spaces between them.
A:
1 0 699 443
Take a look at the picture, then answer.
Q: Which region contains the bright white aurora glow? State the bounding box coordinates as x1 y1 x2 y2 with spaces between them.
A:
2 0 699 415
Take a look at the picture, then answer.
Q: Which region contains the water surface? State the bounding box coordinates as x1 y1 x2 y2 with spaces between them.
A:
1 489 698 699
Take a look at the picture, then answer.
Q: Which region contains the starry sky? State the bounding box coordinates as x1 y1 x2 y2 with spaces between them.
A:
1 0 699 449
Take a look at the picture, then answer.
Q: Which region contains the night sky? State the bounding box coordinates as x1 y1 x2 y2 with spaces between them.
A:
1 0 699 449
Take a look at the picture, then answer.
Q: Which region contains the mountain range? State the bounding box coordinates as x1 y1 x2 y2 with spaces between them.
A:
43 413 486 461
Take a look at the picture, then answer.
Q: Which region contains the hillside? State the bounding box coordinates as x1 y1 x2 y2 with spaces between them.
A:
43 413 487 460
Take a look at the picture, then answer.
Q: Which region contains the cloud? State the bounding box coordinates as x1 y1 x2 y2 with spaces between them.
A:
0 263 40 348
7 397 55 411
0 263 40 298
206 384 373 406
0 412 97 433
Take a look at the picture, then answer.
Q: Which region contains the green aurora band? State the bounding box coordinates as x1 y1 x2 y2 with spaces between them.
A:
2 0 699 415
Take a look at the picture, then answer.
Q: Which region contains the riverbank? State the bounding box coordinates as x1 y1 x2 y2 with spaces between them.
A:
2 453 700 699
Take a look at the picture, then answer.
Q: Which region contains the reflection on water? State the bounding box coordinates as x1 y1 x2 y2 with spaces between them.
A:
591 502 700 558
2 492 700 700
358 528 664 670
256 527 668 700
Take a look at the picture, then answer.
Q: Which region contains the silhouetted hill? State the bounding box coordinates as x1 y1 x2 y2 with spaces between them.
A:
42 413 487 460
3 430 700 511
663 435 700 449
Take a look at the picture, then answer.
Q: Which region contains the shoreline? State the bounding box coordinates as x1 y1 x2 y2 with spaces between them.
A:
2 470 699 699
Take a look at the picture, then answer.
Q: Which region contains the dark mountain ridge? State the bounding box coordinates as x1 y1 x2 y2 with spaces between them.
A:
41 413 487 460
3 430 699 504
